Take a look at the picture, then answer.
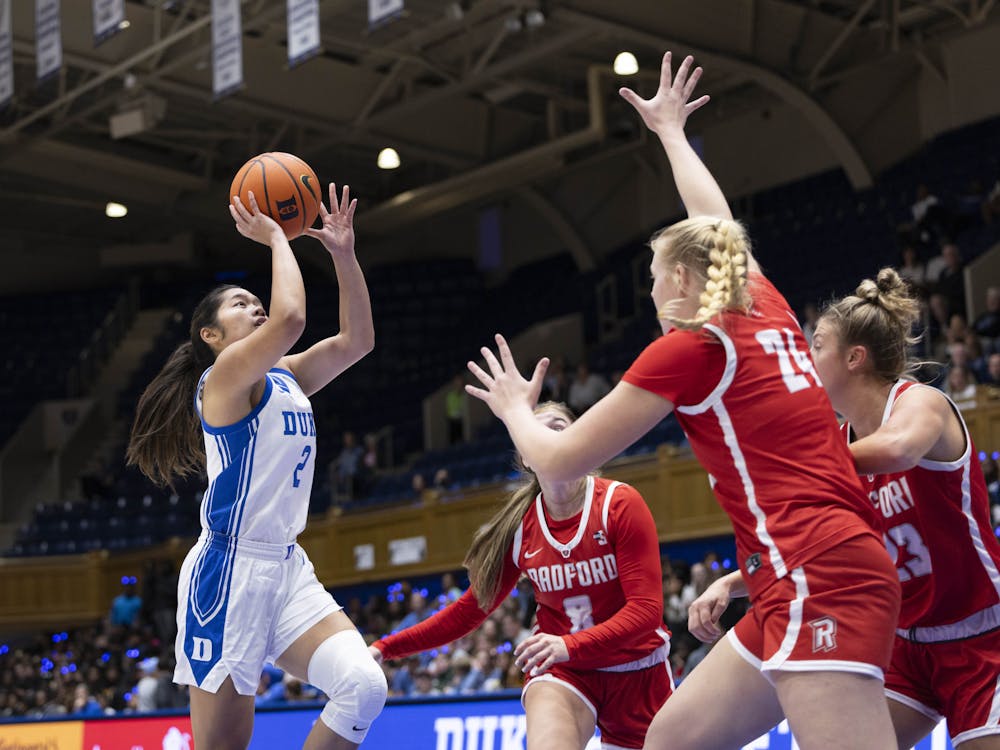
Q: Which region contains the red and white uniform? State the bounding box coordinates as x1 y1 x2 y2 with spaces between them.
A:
375 477 671 749
847 380 1000 745
624 273 899 675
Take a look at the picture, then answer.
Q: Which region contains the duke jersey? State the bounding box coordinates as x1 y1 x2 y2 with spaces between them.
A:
512 476 668 668
624 274 880 601
848 380 1000 636
196 366 316 545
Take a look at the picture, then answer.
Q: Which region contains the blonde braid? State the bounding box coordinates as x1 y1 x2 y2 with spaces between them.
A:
668 220 749 331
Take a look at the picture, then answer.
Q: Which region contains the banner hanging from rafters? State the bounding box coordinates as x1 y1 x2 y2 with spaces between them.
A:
287 0 320 68
35 0 62 83
93 0 126 46
212 0 243 99
0 0 12 109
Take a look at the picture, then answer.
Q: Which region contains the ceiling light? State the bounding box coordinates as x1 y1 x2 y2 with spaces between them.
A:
119 19 130 30
524 9 545 28
613 51 639 76
377 147 400 170
106 202 128 218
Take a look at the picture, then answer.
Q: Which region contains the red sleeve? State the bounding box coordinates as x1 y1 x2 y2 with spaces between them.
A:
561 484 664 668
373 554 523 660
622 328 726 408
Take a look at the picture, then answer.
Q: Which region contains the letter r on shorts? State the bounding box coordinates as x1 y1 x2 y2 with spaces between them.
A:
809 617 837 653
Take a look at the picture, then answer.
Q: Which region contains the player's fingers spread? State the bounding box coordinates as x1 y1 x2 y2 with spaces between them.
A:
673 55 694 91
346 199 358 221
246 190 262 214
480 346 504 379
659 51 673 90
464 384 491 403
328 182 339 212
467 361 494 387
682 67 703 100
495 334 516 369
340 184 350 211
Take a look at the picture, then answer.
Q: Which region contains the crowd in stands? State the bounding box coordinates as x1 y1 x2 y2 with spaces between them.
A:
0 551 753 718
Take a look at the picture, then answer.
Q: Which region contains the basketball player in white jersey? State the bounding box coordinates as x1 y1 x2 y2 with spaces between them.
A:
127 185 386 750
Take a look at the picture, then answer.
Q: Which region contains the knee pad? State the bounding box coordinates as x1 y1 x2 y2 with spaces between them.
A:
307 629 387 743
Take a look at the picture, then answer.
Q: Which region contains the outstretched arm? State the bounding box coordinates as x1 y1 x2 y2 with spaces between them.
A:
280 184 375 396
620 51 731 221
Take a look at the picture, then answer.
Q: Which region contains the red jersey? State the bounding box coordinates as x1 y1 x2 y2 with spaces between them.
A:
623 273 880 600
375 477 667 670
847 380 1000 638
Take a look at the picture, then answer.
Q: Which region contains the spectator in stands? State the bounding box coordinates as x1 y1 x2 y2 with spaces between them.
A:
973 287 1000 356
141 559 178 647
109 581 142 628
896 245 927 296
800 302 820 345
125 185 385 748
361 432 379 475
933 242 967 319
410 472 427 499
945 365 978 409
541 354 569 402
432 467 451 491
397 591 431 631
135 657 160 712
567 362 610 414
411 668 439 696
333 430 364 499
985 353 1000 387
982 179 1000 224
440 572 463 603
372 401 671 750
445 375 467 445
910 183 950 246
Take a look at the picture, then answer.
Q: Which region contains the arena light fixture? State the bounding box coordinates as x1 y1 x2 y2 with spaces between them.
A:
377 147 401 170
106 201 128 218
613 51 639 76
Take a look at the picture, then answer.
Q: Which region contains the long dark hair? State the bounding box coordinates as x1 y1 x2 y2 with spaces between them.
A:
126 285 237 488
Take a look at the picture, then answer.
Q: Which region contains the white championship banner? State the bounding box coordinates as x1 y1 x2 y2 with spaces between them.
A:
287 0 320 68
0 0 12 108
35 0 62 82
211 0 243 99
92 0 125 46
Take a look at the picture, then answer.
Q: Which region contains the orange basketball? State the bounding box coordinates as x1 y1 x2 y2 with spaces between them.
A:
230 152 321 240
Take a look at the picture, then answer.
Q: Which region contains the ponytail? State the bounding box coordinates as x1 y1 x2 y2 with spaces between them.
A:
125 285 236 488
653 217 751 331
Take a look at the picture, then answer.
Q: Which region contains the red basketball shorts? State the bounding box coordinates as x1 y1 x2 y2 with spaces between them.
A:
885 626 1000 746
729 533 900 679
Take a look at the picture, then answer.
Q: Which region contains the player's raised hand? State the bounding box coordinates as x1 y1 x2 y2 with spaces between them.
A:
513 632 569 677
466 334 549 422
230 192 284 246
306 183 357 257
619 51 709 137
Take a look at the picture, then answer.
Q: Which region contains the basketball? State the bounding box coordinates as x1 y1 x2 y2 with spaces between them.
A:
230 152 322 239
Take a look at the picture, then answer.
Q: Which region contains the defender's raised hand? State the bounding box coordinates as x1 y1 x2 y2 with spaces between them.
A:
619 51 710 136
466 334 549 422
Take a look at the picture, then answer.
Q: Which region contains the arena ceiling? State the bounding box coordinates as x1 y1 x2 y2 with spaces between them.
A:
0 0 998 263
